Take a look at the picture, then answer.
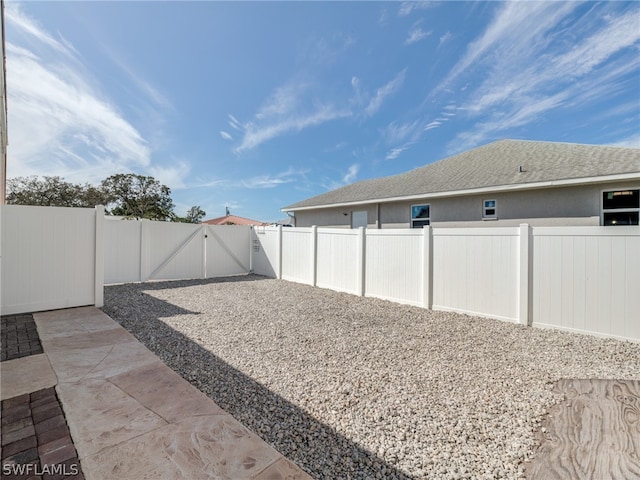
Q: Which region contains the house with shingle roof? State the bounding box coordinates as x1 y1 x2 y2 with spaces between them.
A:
202 214 268 226
283 140 640 228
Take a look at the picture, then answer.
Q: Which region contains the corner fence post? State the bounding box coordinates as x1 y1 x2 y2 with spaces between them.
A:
94 205 105 308
423 225 433 309
140 219 151 282
357 226 366 296
311 225 318 286
277 225 283 280
519 223 533 326
202 224 207 279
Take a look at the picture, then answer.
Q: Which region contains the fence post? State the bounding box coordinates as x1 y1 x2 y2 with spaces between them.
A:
277 225 283 279
422 225 433 309
94 205 105 308
311 225 318 286
140 219 150 282
202 224 207 279
357 227 366 296
519 223 533 326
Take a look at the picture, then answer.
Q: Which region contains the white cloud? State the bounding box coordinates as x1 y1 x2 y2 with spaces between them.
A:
5 7 156 186
236 105 350 154
398 1 436 17
385 144 412 160
228 114 243 131
241 167 307 189
438 2 640 150
438 32 452 47
610 133 640 149
383 119 422 144
220 131 233 140
149 160 191 190
364 69 407 117
405 28 430 45
342 164 359 184
424 120 442 131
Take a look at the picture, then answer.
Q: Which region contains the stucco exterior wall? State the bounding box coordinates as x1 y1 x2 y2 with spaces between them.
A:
291 182 640 228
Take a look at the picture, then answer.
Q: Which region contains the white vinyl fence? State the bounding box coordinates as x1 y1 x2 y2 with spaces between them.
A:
252 225 640 342
1 205 104 315
3 204 638 342
104 219 251 284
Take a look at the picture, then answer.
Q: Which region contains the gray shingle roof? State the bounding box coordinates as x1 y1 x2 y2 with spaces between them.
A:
284 139 640 210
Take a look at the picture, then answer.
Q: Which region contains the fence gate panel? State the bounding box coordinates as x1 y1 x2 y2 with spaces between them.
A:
206 225 251 277
1 205 97 315
146 222 203 281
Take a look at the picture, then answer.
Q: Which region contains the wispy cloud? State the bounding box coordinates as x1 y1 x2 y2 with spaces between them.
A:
241 167 308 189
5 4 154 185
437 2 640 151
149 160 191 190
220 131 233 141
342 164 359 183
398 1 436 17
364 69 407 117
424 120 442 131
383 119 422 145
385 144 412 160
438 32 452 47
234 79 351 153
405 27 430 45
610 133 640 149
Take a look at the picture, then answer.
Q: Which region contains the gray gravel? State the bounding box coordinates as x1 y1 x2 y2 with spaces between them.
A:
104 275 640 480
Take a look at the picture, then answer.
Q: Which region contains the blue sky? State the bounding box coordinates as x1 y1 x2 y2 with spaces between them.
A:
5 1 640 222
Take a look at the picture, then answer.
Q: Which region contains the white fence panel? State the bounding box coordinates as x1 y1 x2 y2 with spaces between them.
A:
206 225 250 277
365 229 425 306
104 218 141 284
532 226 640 341
432 227 520 322
316 228 360 294
252 226 280 277
1 205 98 315
146 222 203 281
281 227 313 284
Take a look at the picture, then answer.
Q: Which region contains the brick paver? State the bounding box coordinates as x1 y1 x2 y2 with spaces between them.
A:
1 383 84 479
1 315 43 362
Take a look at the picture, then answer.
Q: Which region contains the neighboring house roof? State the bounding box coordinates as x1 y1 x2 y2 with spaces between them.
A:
202 214 268 226
284 139 640 211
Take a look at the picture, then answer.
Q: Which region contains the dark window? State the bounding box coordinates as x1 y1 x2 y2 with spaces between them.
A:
411 204 430 228
602 189 640 226
603 212 639 226
603 190 639 210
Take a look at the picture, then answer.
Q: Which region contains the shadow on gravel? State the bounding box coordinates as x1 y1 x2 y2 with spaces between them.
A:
104 276 413 480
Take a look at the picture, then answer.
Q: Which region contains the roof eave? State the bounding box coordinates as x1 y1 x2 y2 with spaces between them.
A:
282 172 640 212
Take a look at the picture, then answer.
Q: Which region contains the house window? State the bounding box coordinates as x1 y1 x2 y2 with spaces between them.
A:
411 204 430 228
351 210 368 229
602 189 639 225
483 199 497 219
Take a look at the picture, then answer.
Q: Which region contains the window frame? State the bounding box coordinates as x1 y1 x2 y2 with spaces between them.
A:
351 210 368 229
482 199 498 220
601 188 639 226
410 203 430 228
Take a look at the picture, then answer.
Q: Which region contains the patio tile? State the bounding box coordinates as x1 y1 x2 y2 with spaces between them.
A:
56 379 167 458
47 343 159 384
81 415 282 480
34 307 120 340
107 362 225 423
0 354 57 400
252 457 314 480
40 328 137 354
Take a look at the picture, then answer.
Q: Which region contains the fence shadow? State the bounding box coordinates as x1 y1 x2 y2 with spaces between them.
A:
104 278 413 480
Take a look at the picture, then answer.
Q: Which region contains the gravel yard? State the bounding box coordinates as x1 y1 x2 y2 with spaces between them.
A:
104 275 640 480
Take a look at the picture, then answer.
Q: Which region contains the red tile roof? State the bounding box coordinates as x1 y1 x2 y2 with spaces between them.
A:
201 215 268 226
